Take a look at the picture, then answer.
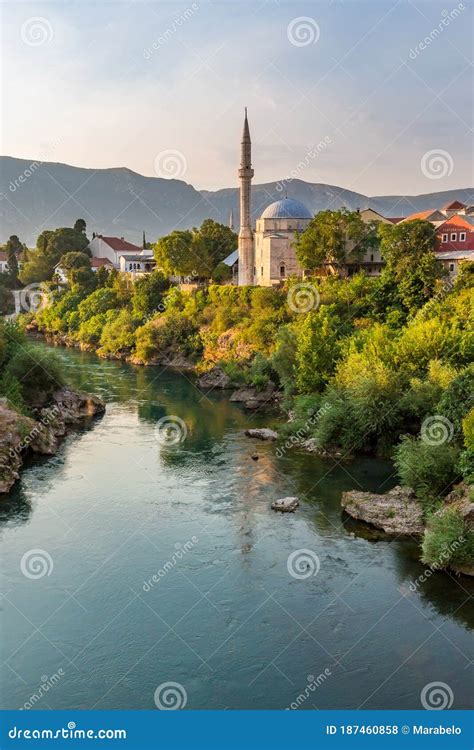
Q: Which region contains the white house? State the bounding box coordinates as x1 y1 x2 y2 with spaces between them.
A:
54 256 114 284
0 252 9 273
119 254 156 276
88 235 153 269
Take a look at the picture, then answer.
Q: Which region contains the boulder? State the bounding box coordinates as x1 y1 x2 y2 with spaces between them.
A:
272 497 299 513
196 367 235 389
230 382 276 409
0 389 105 494
341 485 424 536
245 428 278 441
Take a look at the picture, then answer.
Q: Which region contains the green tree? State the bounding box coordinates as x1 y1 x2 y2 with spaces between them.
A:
20 227 90 284
73 218 87 234
378 220 445 314
4 235 24 284
131 271 169 320
294 209 376 276
154 230 194 276
294 307 341 392
194 219 237 268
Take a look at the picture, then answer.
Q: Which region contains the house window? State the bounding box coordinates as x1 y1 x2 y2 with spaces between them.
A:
450 233 457 241
370 254 374 262
260 266 263 276
459 232 466 241
279 263 286 278
449 263 455 272
442 234 448 242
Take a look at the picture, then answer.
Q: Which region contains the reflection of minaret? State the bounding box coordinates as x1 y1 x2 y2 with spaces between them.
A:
238 108 254 285
229 209 234 231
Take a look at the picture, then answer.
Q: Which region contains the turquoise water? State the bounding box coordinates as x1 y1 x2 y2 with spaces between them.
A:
1 345 472 710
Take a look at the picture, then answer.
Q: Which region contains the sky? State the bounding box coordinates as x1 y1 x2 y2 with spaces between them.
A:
1 0 473 195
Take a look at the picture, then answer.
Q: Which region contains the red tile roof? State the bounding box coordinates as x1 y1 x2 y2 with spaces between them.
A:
91 257 114 268
96 235 142 254
442 200 466 210
0 252 7 261
437 214 474 231
403 209 442 222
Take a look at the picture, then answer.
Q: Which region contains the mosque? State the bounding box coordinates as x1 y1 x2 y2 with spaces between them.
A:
236 109 313 287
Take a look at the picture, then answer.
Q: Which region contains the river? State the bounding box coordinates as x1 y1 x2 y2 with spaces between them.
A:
1 343 472 710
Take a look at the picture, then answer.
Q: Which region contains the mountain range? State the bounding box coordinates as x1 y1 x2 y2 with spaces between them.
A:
1 156 473 246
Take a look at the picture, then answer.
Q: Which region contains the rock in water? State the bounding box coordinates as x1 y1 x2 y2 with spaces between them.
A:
196 367 234 389
272 497 299 513
341 486 424 535
230 382 276 410
245 428 278 441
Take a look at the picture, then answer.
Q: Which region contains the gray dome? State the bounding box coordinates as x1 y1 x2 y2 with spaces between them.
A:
260 197 312 220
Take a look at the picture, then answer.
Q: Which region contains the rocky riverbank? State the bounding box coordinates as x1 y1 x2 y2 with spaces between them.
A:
342 483 474 576
0 388 105 493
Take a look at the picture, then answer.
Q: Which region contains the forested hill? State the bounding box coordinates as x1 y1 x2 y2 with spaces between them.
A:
1 155 473 245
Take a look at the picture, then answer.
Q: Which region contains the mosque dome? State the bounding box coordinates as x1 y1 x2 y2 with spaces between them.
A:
260 197 312 220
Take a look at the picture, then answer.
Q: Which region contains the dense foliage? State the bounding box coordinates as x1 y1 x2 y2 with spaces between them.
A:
14 214 474 571
0 319 64 412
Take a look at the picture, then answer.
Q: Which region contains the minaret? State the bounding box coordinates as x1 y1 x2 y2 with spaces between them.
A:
238 107 254 285
229 209 234 231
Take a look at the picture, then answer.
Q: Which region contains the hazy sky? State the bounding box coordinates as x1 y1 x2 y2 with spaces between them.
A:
2 0 472 195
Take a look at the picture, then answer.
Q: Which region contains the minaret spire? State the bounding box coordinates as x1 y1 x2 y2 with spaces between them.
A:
238 107 254 285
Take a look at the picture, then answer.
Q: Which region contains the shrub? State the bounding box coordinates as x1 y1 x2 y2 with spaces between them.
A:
3 346 65 405
437 367 474 441
99 309 137 355
422 506 474 568
394 436 460 507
